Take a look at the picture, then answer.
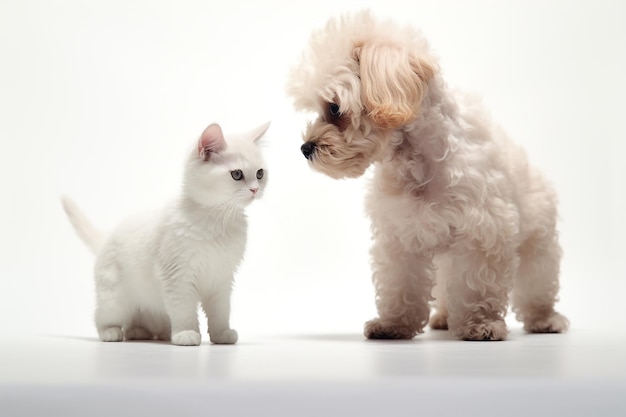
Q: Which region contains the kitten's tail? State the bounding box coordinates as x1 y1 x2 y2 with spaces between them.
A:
61 196 105 255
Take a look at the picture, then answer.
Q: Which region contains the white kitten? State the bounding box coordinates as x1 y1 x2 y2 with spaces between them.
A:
62 122 269 346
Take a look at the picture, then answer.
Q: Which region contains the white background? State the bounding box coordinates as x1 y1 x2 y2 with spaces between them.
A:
1 0 625 340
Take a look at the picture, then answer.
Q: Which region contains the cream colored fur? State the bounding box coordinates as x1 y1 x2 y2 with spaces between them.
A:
287 11 568 340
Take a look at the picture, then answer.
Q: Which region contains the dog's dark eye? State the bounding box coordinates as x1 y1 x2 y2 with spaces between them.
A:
329 102 341 117
256 169 264 180
231 170 244 181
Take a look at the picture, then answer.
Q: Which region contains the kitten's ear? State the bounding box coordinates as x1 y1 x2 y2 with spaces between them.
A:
248 121 271 143
198 123 226 161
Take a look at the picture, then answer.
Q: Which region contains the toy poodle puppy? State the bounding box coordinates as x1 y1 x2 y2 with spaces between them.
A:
287 11 569 340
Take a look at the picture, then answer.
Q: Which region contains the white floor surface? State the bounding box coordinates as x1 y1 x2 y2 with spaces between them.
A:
2 327 625 417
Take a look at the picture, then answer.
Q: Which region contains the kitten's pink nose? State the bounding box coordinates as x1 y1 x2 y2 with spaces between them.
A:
250 188 259 195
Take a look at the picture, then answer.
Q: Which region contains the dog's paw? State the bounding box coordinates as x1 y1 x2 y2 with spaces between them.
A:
172 330 201 346
364 318 418 340
210 329 238 345
429 312 449 330
456 320 509 341
524 312 569 334
99 327 124 342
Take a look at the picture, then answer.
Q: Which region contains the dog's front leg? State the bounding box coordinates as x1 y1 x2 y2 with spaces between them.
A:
364 238 435 340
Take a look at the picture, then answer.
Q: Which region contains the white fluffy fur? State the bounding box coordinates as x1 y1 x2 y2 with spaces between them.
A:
287 11 568 341
63 122 269 345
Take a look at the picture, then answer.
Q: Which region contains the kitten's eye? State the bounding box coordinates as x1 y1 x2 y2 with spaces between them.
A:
256 169 264 180
329 102 341 117
231 170 244 181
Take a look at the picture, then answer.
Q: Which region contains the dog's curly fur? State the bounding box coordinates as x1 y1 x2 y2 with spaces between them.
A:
287 11 569 341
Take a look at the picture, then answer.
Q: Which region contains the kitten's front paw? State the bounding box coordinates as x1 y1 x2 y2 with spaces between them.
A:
210 329 238 344
172 330 201 346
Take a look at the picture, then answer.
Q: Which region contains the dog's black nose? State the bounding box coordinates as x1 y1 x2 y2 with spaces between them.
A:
301 142 317 160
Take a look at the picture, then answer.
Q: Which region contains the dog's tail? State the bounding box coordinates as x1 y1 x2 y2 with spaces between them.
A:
61 195 105 255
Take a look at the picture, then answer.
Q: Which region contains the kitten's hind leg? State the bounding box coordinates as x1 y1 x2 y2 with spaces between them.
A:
145 311 171 341
125 311 153 340
95 308 125 342
98 326 124 342
124 327 151 340
128 309 171 341
94 265 128 342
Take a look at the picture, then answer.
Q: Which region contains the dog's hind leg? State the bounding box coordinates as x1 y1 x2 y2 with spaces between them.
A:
364 237 435 340
512 233 569 333
446 247 514 341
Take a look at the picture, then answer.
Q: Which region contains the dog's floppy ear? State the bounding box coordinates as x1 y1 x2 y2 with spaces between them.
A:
356 42 435 129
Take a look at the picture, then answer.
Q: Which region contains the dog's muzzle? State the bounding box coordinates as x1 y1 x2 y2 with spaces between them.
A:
301 142 317 160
